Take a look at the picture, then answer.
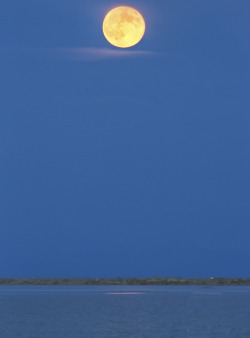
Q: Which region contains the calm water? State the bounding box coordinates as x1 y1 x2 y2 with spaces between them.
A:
0 285 250 337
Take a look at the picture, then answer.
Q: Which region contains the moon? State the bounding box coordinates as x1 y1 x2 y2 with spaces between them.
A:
103 6 146 48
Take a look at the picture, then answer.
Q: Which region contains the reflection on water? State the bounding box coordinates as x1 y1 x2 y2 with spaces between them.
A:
105 292 144 295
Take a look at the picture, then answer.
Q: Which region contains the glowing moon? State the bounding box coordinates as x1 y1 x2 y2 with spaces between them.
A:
103 6 146 48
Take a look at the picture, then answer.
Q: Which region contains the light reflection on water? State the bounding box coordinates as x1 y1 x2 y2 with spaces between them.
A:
105 292 145 295
0 286 250 337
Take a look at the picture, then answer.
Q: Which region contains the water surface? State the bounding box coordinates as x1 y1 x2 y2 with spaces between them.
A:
0 285 250 337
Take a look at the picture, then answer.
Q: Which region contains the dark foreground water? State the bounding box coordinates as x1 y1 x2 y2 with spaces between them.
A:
0 285 250 337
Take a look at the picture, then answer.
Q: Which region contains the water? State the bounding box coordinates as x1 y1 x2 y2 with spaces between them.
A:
0 285 250 337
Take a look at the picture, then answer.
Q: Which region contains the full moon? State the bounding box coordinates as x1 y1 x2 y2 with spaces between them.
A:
103 6 146 48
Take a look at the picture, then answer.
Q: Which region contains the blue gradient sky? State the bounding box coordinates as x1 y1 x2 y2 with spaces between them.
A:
1 0 249 278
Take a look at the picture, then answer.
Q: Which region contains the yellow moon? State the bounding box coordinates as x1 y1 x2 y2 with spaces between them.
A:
103 6 146 48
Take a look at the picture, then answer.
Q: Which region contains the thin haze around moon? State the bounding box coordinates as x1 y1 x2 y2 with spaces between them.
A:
103 6 146 48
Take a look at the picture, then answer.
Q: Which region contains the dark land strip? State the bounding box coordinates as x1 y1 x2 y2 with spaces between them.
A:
1 277 250 286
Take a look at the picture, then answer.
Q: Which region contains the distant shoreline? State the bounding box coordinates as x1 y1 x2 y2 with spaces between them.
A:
1 277 250 286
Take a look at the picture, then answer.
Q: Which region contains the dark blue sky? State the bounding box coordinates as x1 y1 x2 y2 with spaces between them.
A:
1 0 249 278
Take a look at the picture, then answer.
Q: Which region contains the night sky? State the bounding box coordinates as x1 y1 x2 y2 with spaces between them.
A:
1 0 249 278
